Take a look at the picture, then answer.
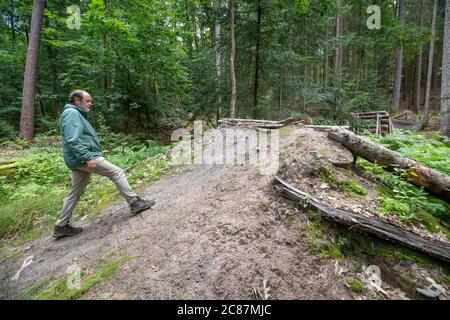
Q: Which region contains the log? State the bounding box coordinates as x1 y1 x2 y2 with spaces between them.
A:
219 118 278 124
0 163 18 177
254 124 285 129
274 177 450 263
352 111 389 116
278 117 301 125
328 127 450 203
304 125 351 131
355 115 391 120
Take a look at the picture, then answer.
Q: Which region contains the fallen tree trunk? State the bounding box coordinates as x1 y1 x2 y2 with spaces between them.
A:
218 117 301 129
304 125 351 131
219 118 278 124
328 126 450 203
274 177 450 263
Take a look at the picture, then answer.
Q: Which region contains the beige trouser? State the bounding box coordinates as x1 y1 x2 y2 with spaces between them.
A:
55 157 137 227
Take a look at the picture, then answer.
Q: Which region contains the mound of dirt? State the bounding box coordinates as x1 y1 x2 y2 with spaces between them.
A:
1 126 448 300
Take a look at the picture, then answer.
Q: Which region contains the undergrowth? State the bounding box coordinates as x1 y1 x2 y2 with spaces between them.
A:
0 131 171 242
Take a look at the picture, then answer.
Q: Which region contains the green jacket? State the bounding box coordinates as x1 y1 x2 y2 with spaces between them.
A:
60 104 103 170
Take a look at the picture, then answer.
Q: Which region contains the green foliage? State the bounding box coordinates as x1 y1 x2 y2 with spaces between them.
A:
337 228 432 267
30 253 132 300
305 210 344 260
319 166 367 198
346 277 364 294
359 131 450 232
367 130 450 176
0 120 16 143
0 129 169 241
358 158 450 226
14 150 70 185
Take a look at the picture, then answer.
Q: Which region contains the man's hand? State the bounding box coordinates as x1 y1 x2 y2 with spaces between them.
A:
86 159 97 171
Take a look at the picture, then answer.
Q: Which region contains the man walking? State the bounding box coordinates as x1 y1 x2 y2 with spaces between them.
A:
53 90 155 239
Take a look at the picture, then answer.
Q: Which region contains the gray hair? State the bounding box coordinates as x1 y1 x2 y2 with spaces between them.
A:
69 90 86 103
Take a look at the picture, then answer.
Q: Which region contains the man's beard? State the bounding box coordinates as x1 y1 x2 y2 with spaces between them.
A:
78 105 90 112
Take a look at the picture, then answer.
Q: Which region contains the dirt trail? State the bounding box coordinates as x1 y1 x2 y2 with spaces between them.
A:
1 127 448 300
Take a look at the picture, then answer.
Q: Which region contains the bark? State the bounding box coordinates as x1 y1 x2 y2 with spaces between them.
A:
441 0 450 136
335 0 343 87
414 0 424 113
392 0 405 112
229 0 237 118
183 0 193 57
328 127 450 203
9 0 16 46
253 0 262 115
45 16 61 119
102 0 110 118
214 0 222 123
422 0 438 129
19 0 44 140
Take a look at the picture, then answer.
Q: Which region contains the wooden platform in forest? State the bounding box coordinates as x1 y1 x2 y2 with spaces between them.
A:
352 111 394 135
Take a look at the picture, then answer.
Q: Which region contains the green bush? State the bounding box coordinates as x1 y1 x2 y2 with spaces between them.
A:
0 129 170 241
0 120 16 143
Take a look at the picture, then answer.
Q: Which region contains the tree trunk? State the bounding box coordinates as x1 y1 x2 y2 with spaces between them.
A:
229 0 237 118
335 0 343 87
253 0 262 116
183 0 193 58
275 177 450 263
19 0 44 141
328 127 450 203
422 0 438 129
392 0 405 113
102 0 110 119
441 0 450 136
214 0 222 123
46 44 61 119
414 0 425 113
9 0 16 46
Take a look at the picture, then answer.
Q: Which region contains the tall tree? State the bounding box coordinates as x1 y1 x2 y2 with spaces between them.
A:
9 0 16 46
229 0 236 118
441 0 450 136
253 0 262 116
19 0 44 140
392 0 405 112
422 0 438 129
214 0 222 122
335 0 343 87
414 0 425 113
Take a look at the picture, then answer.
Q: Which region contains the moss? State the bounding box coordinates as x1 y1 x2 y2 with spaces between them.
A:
259 203 269 213
23 276 52 299
322 243 344 260
286 216 294 229
416 210 440 234
305 211 344 260
379 197 411 217
319 167 366 198
444 269 450 285
31 253 132 300
346 277 364 294
306 210 321 223
340 180 367 197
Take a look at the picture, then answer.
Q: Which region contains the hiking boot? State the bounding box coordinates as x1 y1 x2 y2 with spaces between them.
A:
130 196 156 215
52 225 83 239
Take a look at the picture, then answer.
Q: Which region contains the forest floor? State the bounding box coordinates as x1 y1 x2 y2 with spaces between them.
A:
0 125 449 300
